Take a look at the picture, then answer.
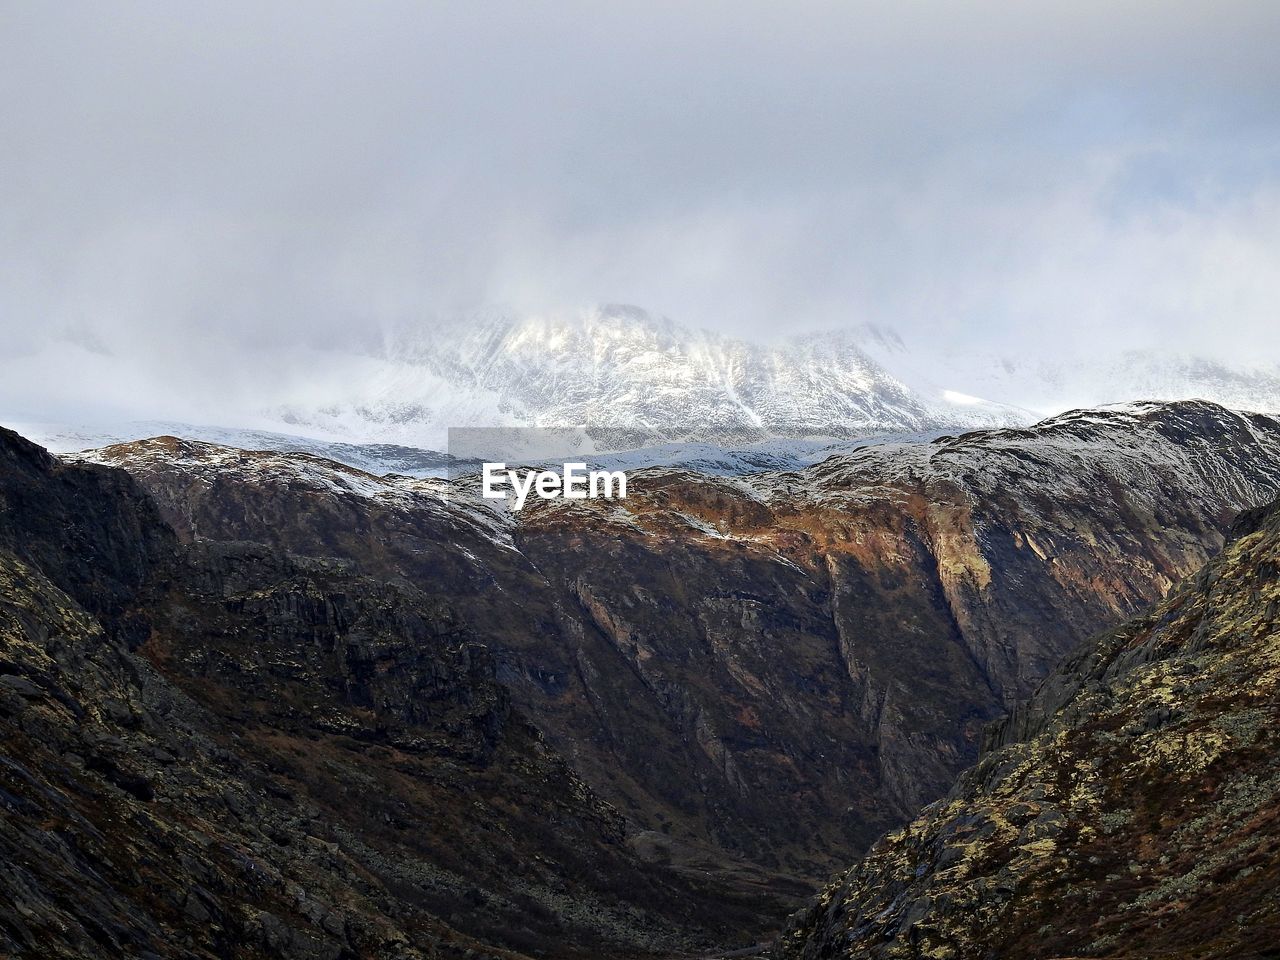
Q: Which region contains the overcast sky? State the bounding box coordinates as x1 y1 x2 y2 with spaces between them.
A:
3 1 1280 423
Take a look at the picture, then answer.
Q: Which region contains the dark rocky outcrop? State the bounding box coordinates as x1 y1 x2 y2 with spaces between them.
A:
0 426 771 959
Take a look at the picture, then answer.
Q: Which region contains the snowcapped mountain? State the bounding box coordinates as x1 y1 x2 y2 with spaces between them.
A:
266 305 1030 449
9 304 1280 463
261 307 1280 450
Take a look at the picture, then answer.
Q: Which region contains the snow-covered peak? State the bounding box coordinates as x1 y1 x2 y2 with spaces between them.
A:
268 306 1027 450
14 305 1277 459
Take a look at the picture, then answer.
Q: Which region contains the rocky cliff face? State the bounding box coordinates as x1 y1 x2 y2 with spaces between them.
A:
779 497 1280 959
77 401 1280 889
0 426 772 960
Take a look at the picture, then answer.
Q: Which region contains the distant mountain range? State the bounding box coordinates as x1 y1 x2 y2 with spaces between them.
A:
9 305 1280 460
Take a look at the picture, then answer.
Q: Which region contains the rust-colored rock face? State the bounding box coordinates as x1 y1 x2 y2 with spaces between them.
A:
77 401 1280 887
779 496 1280 960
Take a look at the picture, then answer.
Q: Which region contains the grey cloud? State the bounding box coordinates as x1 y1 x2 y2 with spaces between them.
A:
2 0 1280 422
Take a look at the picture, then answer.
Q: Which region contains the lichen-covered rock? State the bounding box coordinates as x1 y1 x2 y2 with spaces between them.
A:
779 496 1280 959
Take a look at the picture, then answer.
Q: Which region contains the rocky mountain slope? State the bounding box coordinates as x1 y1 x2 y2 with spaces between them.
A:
0 426 774 959
75 401 1280 893
779 488 1280 959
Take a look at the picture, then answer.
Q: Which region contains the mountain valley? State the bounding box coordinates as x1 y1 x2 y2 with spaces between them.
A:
3 400 1280 957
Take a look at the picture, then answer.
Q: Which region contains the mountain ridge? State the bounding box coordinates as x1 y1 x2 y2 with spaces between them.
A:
70 400 1280 886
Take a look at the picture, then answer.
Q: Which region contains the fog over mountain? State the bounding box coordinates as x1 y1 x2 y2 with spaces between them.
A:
9 306 1280 461
3 2 1280 440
